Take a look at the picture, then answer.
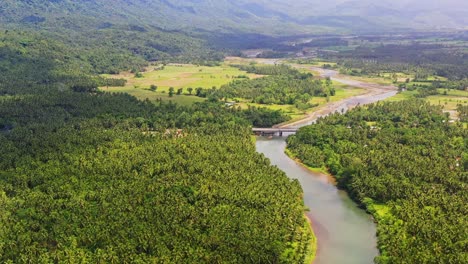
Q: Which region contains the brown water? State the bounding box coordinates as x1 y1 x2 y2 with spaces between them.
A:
254 61 398 263
256 138 378 264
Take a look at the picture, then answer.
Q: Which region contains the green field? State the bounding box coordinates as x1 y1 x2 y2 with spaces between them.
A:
387 89 468 110
101 63 261 105
102 60 366 115
386 89 468 121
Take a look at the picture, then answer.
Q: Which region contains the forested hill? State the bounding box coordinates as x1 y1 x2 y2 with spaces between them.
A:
1 0 466 35
1 0 465 72
0 1 226 74
0 0 308 34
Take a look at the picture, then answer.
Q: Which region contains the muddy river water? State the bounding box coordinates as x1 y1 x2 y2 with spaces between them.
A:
255 66 397 263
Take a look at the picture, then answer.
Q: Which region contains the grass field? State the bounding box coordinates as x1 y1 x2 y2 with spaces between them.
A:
386 89 468 120
348 75 395 85
385 90 419 102
387 89 468 110
100 63 261 105
101 59 366 114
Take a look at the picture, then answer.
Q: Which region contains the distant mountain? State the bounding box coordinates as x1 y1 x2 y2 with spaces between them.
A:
244 0 468 32
321 0 468 30
0 0 466 35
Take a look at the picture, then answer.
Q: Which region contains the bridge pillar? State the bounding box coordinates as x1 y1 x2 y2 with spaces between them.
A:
279 131 283 137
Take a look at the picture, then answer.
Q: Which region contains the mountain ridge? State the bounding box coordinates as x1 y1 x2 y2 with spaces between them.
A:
1 0 466 35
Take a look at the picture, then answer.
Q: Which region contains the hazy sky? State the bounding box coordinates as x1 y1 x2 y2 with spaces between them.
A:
246 0 467 9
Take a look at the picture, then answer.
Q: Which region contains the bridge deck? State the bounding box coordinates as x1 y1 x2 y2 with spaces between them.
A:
252 128 298 133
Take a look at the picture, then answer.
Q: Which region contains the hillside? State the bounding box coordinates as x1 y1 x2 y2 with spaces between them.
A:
1 0 466 36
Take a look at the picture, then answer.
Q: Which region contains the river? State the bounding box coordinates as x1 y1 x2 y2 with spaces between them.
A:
255 66 398 263
257 137 378 264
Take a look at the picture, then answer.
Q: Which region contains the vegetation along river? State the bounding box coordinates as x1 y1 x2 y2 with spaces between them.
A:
256 69 398 263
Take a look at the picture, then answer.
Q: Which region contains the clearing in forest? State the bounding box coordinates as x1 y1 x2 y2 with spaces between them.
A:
100 63 261 105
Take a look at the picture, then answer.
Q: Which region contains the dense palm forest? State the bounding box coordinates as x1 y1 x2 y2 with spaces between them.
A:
0 115 312 262
0 12 312 262
287 100 467 263
216 64 332 107
0 72 311 263
2 0 467 262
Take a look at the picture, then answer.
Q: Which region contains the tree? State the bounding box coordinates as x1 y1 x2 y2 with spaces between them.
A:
196 87 203 97
187 87 193 95
300 93 311 104
135 72 143 78
150 85 157 92
169 87 175 97
177 88 183 95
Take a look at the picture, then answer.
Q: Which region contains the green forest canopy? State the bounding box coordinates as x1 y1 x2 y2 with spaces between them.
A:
0 19 312 263
0 81 312 263
287 100 467 263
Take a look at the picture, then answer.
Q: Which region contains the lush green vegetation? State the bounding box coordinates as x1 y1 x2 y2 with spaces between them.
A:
1 108 312 263
0 11 312 261
0 29 218 94
232 64 298 76
0 77 309 263
319 42 467 101
217 64 334 110
101 63 261 105
3 1 466 262
287 100 467 263
458 105 468 122
330 43 467 81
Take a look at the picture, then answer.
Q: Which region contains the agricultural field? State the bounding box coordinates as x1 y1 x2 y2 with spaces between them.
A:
426 89 468 110
100 63 261 105
386 89 468 120
101 60 366 118
388 89 468 110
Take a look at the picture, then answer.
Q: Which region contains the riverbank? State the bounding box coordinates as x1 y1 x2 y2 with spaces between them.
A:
278 66 398 128
252 135 317 264
285 138 387 262
304 215 318 264
256 137 379 264
257 64 398 263
284 149 336 185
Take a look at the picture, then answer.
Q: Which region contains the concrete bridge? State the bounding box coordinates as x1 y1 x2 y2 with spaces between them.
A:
252 127 298 137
